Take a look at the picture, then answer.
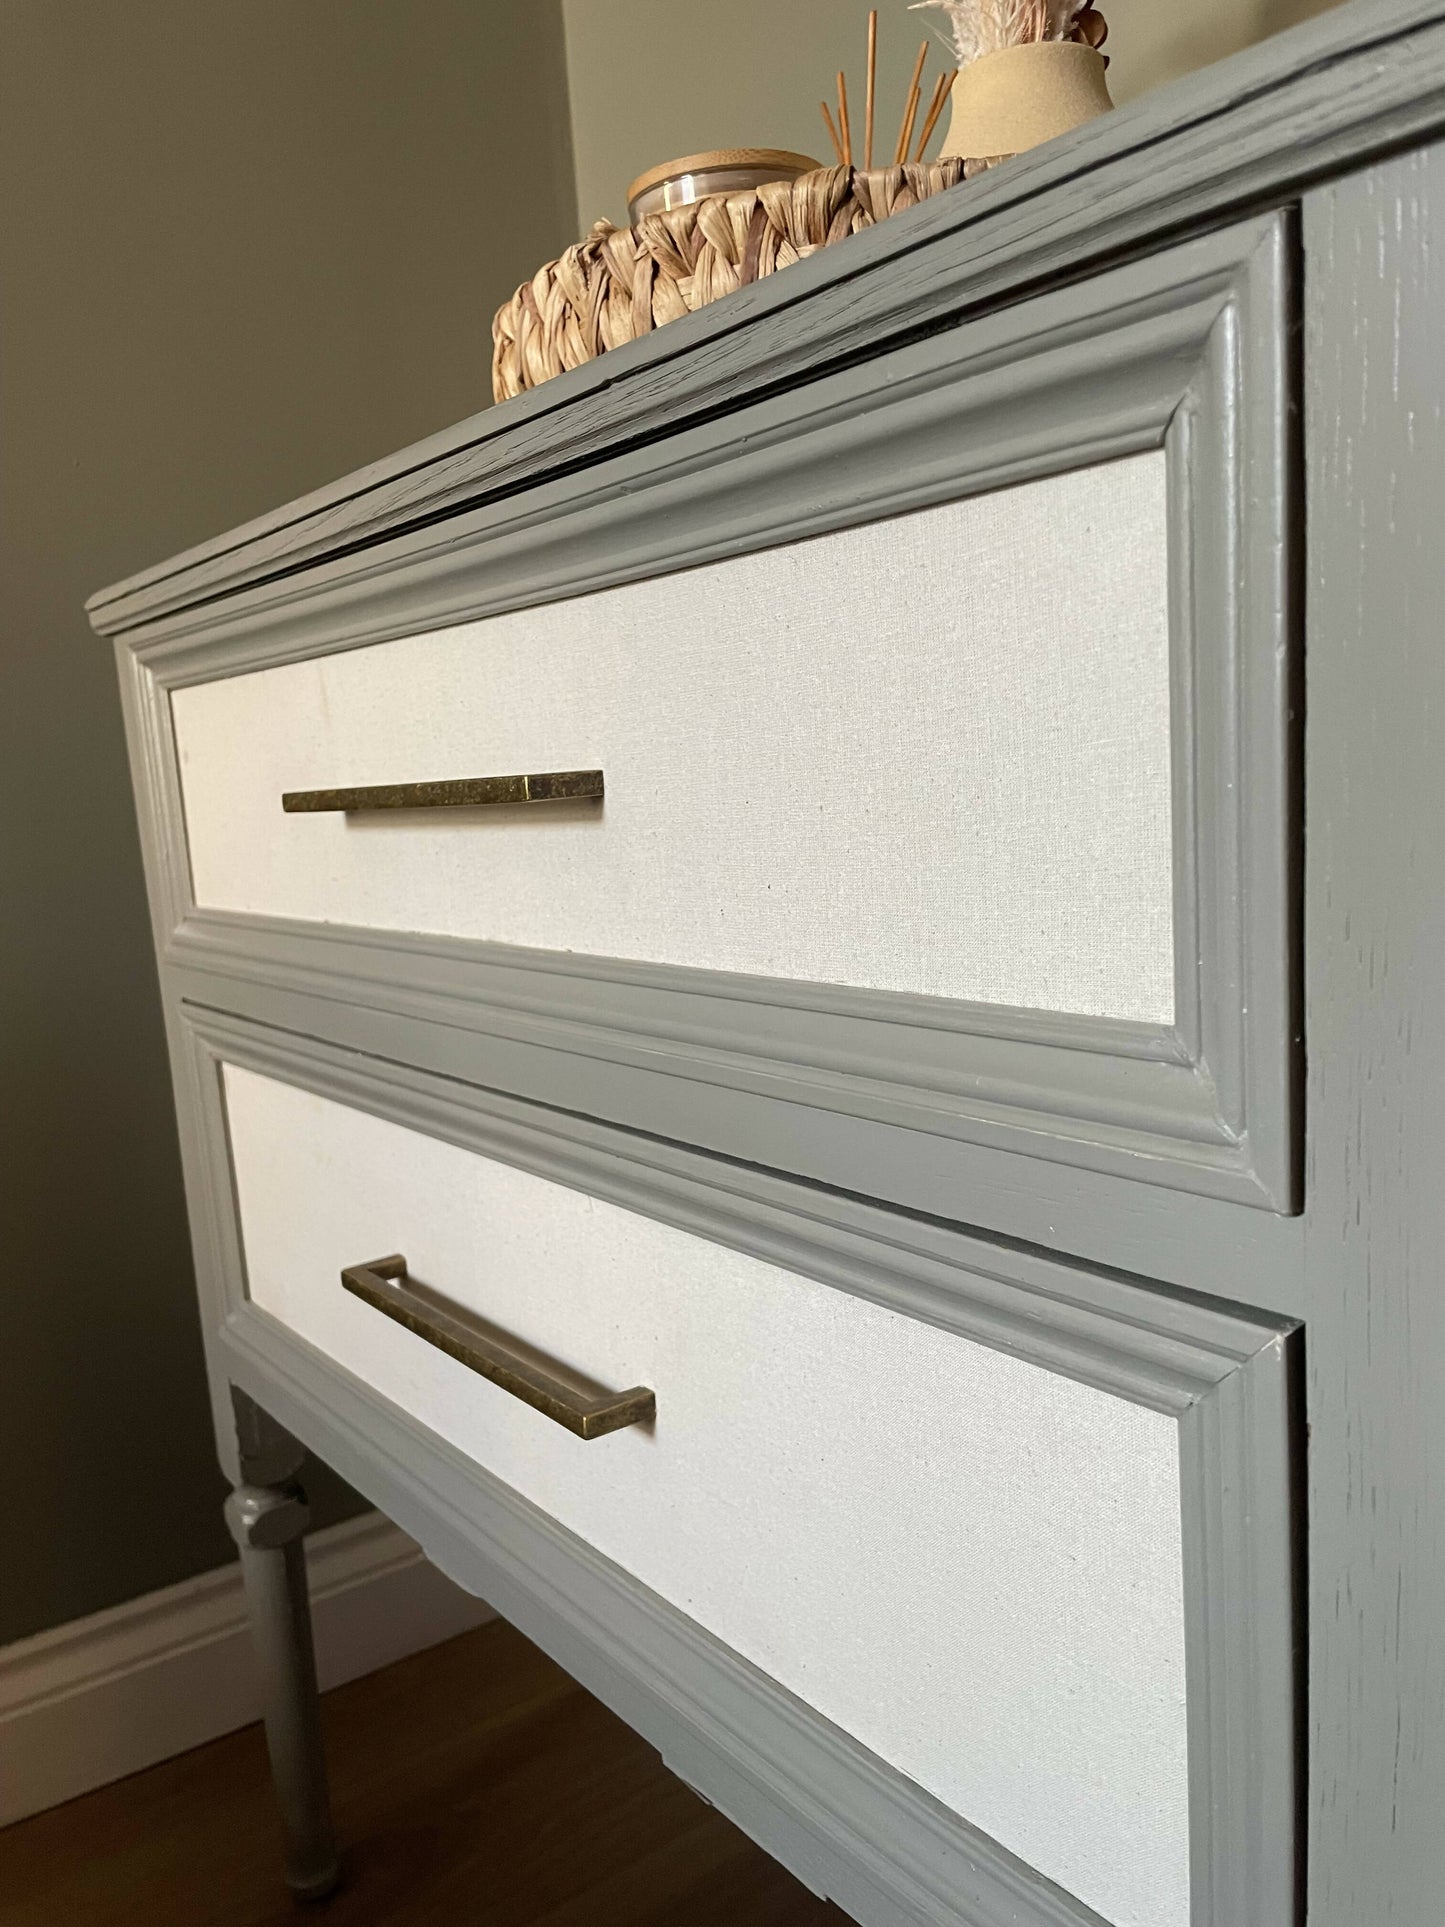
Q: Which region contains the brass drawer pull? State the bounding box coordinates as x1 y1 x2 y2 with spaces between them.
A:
340 1254 654 1440
282 769 604 814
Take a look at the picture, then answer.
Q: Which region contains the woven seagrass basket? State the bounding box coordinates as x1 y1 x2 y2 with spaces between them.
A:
491 158 968 403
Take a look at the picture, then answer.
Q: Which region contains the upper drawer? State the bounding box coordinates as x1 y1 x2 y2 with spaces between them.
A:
174 449 1174 1025
143 216 1296 1215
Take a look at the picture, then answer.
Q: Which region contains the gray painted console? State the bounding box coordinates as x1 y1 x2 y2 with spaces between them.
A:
89 5 1445 1923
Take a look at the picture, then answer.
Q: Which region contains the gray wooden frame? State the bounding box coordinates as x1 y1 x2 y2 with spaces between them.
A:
115 212 1296 1217
88 9 1445 1921
1299 138 1445 1927
179 997 1297 1927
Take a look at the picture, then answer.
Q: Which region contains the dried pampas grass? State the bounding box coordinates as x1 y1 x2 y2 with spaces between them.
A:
912 0 1089 66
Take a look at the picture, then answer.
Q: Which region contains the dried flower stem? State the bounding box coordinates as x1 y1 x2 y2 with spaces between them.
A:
913 68 956 161
894 38 930 165
865 10 878 168
819 97 844 162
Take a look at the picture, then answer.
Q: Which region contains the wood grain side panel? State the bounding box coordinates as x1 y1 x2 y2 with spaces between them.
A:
1303 141 1445 1927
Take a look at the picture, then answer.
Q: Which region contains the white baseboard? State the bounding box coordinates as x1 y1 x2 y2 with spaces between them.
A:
0 1511 494 1827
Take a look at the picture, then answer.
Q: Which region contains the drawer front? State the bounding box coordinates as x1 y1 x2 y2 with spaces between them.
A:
221 1059 1295 1927
147 217 1295 1216
177 452 1175 1024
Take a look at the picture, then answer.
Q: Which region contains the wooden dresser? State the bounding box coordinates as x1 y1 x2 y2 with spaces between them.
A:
87 7 1445 1922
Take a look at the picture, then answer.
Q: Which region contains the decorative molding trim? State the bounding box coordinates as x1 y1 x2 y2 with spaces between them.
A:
1179 1349 1303 1926
0 1512 492 1828
84 1 1445 638
125 216 1295 1214
185 1004 1281 1407
116 221 1272 677
182 1001 1300 1927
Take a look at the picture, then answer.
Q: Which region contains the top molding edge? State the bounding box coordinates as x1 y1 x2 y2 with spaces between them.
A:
87 0 1445 639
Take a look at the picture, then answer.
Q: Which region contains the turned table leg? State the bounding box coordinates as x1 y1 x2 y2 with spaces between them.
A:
224 1396 340 1900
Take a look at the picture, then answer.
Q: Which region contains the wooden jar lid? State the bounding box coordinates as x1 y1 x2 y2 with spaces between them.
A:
626 149 823 222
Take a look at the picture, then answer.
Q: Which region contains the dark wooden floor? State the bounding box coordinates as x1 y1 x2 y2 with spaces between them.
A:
0 1618 841 1926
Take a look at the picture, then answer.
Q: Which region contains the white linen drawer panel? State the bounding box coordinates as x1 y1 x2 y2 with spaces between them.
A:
175 451 1175 1026
222 1060 1193 1927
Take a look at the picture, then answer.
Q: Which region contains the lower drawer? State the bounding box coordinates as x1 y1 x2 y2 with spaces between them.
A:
222 1062 1289 1927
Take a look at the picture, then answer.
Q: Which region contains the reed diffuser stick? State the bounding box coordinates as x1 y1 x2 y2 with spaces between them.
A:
913 68 955 160
837 70 853 165
894 39 930 165
819 98 844 162
865 10 878 169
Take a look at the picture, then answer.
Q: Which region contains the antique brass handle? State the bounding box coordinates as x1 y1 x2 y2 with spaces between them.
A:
340 1254 654 1440
282 769 604 813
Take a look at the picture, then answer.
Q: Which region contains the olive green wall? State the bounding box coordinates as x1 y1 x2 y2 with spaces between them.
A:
560 0 1344 226
0 0 576 1647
